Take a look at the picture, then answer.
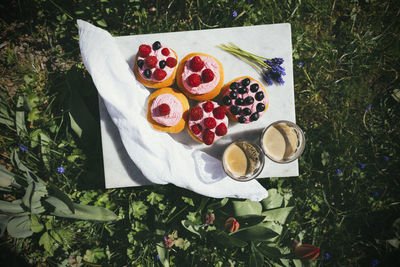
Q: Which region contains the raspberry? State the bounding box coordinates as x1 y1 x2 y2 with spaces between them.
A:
191 124 202 135
213 106 226 120
161 48 170 56
201 69 215 83
215 123 227 136
190 56 204 72
190 106 203 121
166 57 177 68
203 129 215 145
158 103 170 116
203 101 214 113
204 117 217 129
145 56 158 68
188 73 201 87
138 44 151 57
154 69 167 80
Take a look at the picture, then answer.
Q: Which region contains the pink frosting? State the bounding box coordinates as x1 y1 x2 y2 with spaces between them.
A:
137 44 177 82
151 94 183 127
181 55 221 95
188 101 228 143
223 78 268 124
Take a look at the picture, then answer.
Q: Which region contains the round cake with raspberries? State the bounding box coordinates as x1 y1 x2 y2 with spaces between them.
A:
177 53 224 101
134 41 178 89
221 76 269 124
147 87 189 133
187 101 229 145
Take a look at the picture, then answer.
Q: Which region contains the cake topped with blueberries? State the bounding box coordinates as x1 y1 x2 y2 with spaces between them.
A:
221 77 269 124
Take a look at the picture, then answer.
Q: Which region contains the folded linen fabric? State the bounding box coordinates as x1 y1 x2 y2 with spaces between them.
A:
77 20 268 201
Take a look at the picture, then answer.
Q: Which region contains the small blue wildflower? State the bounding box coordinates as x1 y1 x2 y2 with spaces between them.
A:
371 259 379 267
383 156 389 161
247 0 251 4
372 191 379 198
336 169 342 175
358 163 366 169
232 11 238 18
324 252 331 260
366 105 371 112
57 167 65 174
19 144 28 153
156 254 160 261
298 62 304 67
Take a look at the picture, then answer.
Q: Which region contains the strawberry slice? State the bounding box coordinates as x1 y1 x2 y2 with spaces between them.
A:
145 56 158 68
139 44 151 57
190 56 204 72
203 129 215 145
190 106 203 121
188 73 201 87
201 69 215 83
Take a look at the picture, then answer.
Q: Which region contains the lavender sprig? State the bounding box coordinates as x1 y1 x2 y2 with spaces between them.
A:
218 42 286 85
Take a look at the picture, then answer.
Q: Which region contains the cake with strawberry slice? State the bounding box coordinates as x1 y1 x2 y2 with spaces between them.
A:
187 101 228 145
147 87 189 133
221 77 269 124
177 53 224 101
134 41 178 89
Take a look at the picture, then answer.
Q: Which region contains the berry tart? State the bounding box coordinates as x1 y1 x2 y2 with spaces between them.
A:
134 41 178 89
221 77 269 124
147 87 189 133
177 53 224 101
187 101 229 145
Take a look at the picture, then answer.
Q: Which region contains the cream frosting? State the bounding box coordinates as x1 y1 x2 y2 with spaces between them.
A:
181 56 220 95
151 94 183 127
188 101 228 143
137 44 177 82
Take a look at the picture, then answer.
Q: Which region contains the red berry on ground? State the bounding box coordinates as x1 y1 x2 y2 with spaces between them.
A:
191 124 202 135
188 73 201 87
153 69 167 80
213 106 226 120
203 129 215 145
145 56 158 68
158 103 170 116
203 101 214 113
161 48 170 56
204 117 217 129
201 69 215 83
215 123 227 136
166 57 177 68
190 106 203 121
190 56 204 72
138 44 152 57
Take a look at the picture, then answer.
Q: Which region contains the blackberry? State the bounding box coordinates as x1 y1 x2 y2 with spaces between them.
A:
230 105 241 115
255 91 264 101
229 91 237 99
256 103 265 112
159 60 167 69
144 69 152 78
244 96 254 105
152 41 161 50
250 83 259 92
230 82 240 90
250 112 259 122
222 96 231 106
235 98 244 106
241 78 250 86
238 87 248 94
238 116 247 123
137 59 144 69
242 108 251 116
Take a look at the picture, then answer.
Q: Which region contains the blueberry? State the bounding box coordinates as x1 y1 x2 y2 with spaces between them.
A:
238 87 248 94
230 82 240 90
256 103 265 112
137 59 144 69
255 91 264 101
250 83 259 92
230 105 241 115
144 69 152 78
229 91 237 99
159 60 166 69
242 108 251 115
238 116 247 123
244 96 254 105
250 112 259 121
222 96 231 106
235 98 244 106
241 78 250 86
152 41 161 50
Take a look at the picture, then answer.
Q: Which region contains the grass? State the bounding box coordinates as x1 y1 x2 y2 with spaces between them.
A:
1 0 400 266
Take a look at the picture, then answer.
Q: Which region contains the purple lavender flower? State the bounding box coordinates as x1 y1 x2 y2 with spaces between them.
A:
324 252 331 260
336 169 342 175
366 105 371 112
19 144 28 153
298 62 304 67
232 11 238 18
262 70 273 86
272 57 284 65
383 156 389 161
57 167 65 174
358 163 366 169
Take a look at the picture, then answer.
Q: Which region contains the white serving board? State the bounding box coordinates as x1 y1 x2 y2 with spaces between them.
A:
99 23 298 189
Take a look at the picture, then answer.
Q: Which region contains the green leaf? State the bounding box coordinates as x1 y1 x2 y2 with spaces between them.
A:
146 192 164 205
45 196 73 214
84 248 106 263
259 221 283 235
39 132 51 170
7 215 33 238
181 220 205 237
231 226 279 241
249 242 265 267
261 207 293 224
261 189 284 210
293 259 303 267
30 214 44 233
129 201 148 219
257 243 283 259
182 196 194 206
48 184 75 213
16 96 27 136
231 200 262 216
0 200 25 214
156 242 170 267
51 203 117 221
0 215 11 236
215 231 248 247
22 183 34 208
387 238 400 249
69 112 82 138
207 197 229 210
96 19 108 27
39 232 55 255
237 215 267 228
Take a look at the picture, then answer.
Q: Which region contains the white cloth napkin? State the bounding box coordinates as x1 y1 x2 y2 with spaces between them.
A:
77 20 268 201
